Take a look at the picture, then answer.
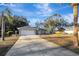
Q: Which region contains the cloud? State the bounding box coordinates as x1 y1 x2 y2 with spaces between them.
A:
63 13 79 23
28 18 42 26
0 4 24 15
0 3 6 6
0 4 27 16
53 6 70 13
33 4 69 17
33 3 53 17
13 8 23 13
0 3 16 7
63 13 73 23
9 4 16 7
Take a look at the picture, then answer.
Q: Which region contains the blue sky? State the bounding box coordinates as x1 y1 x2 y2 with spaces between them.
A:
0 3 79 26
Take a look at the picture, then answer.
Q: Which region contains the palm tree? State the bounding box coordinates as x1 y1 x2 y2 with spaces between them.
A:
71 4 79 47
1 8 13 41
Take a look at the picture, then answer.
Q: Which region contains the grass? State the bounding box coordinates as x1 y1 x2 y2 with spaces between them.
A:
40 34 73 46
0 35 19 56
40 34 79 55
0 33 79 55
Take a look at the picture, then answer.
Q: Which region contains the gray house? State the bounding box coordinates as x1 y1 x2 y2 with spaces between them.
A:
18 26 36 36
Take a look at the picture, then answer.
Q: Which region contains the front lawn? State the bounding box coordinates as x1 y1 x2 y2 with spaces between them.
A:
40 34 79 55
0 35 19 56
40 34 73 46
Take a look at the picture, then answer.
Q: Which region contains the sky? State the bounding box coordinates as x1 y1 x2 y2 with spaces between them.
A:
0 3 79 26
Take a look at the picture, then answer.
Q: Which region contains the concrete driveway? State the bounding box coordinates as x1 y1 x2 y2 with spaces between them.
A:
6 35 78 56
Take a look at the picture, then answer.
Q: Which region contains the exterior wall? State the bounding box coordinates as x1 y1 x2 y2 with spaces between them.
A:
19 29 36 36
64 30 79 34
64 31 73 34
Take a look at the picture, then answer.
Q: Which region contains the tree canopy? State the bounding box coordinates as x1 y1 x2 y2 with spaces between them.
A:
35 14 69 34
0 8 29 36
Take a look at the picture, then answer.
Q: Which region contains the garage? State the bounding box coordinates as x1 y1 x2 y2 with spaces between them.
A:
18 26 36 36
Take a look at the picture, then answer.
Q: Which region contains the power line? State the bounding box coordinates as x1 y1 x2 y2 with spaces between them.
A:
52 5 71 13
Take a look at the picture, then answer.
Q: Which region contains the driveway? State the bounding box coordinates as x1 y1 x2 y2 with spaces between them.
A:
6 35 78 56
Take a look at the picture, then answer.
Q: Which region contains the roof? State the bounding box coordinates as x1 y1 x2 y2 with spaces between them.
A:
18 26 36 30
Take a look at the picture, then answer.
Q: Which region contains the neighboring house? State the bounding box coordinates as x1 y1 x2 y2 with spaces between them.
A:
18 26 36 36
64 26 79 34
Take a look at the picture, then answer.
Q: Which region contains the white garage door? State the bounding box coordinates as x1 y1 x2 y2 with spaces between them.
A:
20 30 35 36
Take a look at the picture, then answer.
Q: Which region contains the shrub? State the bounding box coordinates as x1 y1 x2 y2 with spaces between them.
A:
6 31 13 36
58 27 65 32
55 31 63 37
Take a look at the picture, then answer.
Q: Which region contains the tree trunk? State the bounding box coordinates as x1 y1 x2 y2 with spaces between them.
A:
73 4 78 47
1 12 5 41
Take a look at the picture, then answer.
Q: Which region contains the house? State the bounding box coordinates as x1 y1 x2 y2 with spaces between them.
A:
64 26 79 34
18 26 46 36
18 26 36 36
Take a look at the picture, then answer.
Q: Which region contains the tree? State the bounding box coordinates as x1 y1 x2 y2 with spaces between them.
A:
0 16 2 36
53 14 68 30
44 14 68 34
44 19 55 34
1 8 13 40
35 21 45 34
13 15 29 28
1 12 5 40
0 7 30 40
